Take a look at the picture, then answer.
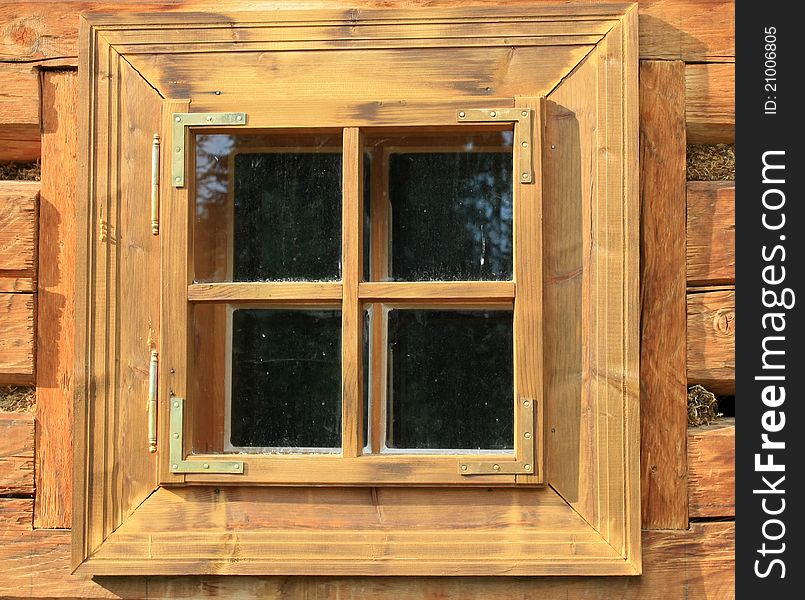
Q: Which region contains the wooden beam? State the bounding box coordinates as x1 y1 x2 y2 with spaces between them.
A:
0 498 33 530
0 412 34 496
685 63 735 143
639 60 688 530
0 523 733 598
689 418 735 518
34 70 78 529
0 181 38 292
0 293 35 385
0 63 39 125
0 125 40 162
1 1 733 65
687 181 735 286
687 289 735 395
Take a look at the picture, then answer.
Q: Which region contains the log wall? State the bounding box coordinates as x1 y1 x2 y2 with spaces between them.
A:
0 1 735 597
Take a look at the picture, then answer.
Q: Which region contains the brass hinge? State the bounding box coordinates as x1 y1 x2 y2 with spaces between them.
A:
457 108 534 183
459 397 536 475
151 134 160 235
171 112 247 187
148 350 158 452
169 398 244 474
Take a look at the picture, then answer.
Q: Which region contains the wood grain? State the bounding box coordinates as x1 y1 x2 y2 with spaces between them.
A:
687 289 735 395
0 522 733 598
35 70 78 529
685 63 735 144
0 411 34 496
0 181 38 292
0 63 39 126
0 125 40 162
0 1 732 64
639 60 688 529
687 181 735 285
689 418 735 518
0 293 35 385
0 498 33 529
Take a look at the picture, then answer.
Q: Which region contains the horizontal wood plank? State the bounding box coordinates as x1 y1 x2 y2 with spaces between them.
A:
0 293 35 385
687 289 734 395
1 1 732 64
359 281 515 301
0 63 39 126
688 418 735 518
188 282 341 303
0 411 34 496
687 181 735 285
685 63 735 143
0 522 733 598
0 498 33 529
0 124 40 162
0 181 38 291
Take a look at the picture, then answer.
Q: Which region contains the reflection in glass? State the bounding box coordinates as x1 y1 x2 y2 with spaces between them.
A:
366 130 513 281
194 132 342 282
386 309 513 450
229 309 341 450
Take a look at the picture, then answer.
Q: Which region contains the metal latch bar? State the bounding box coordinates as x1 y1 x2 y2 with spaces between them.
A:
151 134 160 235
171 112 247 188
457 108 534 183
148 350 158 452
169 398 244 474
459 397 536 475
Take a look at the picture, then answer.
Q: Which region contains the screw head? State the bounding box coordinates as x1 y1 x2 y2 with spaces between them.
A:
173 401 179 408
523 400 531 408
458 111 466 118
524 432 532 439
493 463 501 471
489 111 497 117
173 433 179 439
236 115 243 121
522 173 529 179
174 116 181 122
524 464 532 472
175 147 181 153
522 141 528 148
175 177 181 183
522 110 528 117
233 464 240 470
172 464 178 469
461 464 468 471
203 463 210 469
205 115 213 122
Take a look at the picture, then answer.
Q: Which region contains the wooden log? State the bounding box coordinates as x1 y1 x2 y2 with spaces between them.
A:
0 411 34 496
685 63 735 143
34 71 77 528
0 63 39 125
687 289 735 395
0 1 733 64
688 418 735 518
0 125 40 162
687 181 735 286
0 181 38 293
0 293 35 385
0 522 733 599
639 60 688 529
0 498 33 529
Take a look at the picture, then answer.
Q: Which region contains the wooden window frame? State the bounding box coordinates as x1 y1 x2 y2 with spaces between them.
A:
74 3 640 576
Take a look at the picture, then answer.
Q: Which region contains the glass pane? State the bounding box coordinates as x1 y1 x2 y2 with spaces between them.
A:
365 130 513 281
194 132 342 282
386 309 513 450
229 309 341 450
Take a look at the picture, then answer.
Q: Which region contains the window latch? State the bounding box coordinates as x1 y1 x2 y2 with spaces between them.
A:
459 397 537 476
457 107 534 183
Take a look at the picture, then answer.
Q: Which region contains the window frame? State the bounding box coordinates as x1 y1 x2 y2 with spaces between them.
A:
74 3 640 576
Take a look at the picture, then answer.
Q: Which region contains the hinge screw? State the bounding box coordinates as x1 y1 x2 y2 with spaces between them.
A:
173 433 179 439
173 401 179 408
206 115 213 122
175 177 181 184
236 115 243 121
233 464 240 470
460 464 468 471
521 110 528 117
489 111 497 117
203 463 210 469
523 400 530 408
524 432 531 439
522 141 528 148
522 173 529 180
492 463 501 471
172 464 178 469
458 111 466 118
524 464 532 472
174 116 181 122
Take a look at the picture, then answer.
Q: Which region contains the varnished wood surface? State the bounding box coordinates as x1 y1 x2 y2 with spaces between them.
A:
638 60 688 530
687 181 735 285
35 70 78 529
688 417 734 518
0 293 35 384
685 62 735 144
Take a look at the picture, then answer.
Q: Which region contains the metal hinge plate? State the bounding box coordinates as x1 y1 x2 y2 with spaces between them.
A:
459 397 536 475
171 112 247 187
170 398 244 474
457 107 534 183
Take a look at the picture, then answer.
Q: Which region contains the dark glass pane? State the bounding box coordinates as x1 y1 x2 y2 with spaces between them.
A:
194 132 342 282
366 131 513 281
386 310 513 450
230 309 341 449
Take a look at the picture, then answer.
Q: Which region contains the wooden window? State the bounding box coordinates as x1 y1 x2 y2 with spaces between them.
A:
75 3 640 576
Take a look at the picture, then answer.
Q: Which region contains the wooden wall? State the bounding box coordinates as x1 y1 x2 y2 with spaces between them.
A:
0 1 735 597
